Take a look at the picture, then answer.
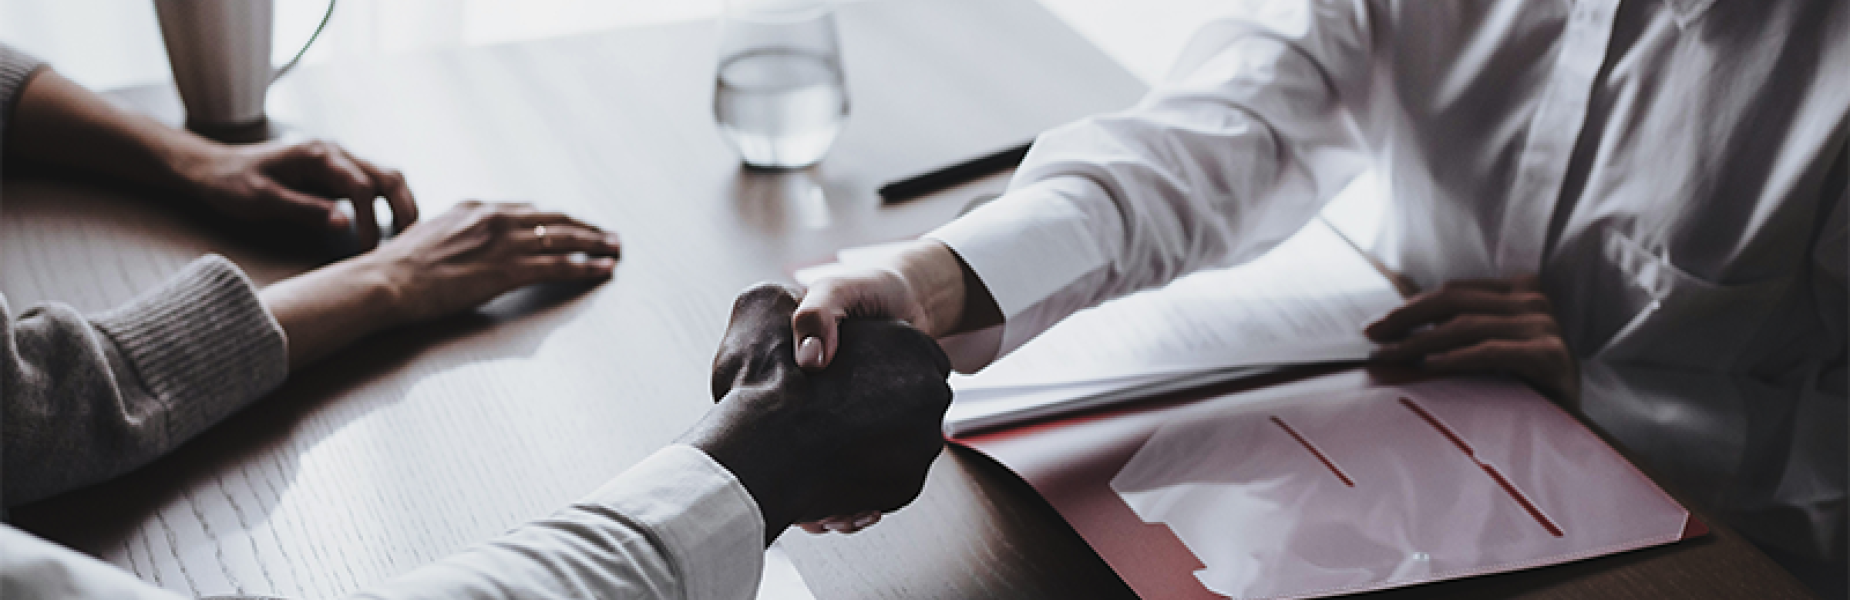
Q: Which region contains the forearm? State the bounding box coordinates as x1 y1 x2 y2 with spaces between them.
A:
881 239 998 338
349 445 764 600
6 67 219 195
259 257 402 372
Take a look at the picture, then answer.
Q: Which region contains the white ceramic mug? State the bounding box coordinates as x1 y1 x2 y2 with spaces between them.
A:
154 0 327 137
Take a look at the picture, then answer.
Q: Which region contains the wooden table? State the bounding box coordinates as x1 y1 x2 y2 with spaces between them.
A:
1 0 1818 597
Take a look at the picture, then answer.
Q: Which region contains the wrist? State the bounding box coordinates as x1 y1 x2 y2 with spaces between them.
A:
681 388 821 541
892 240 966 338
161 134 230 196
895 239 1000 337
329 255 412 330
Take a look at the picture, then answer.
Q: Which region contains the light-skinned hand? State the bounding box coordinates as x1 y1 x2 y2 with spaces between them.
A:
791 239 996 371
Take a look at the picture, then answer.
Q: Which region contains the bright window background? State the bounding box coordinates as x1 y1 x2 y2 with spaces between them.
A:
0 0 1234 89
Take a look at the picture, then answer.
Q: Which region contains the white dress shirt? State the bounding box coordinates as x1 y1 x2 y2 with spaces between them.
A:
929 0 1847 384
0 444 765 600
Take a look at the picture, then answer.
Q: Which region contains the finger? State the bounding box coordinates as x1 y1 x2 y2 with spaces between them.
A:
1365 287 1551 342
815 512 882 534
791 284 849 371
848 511 882 531
319 151 383 249
1509 273 1542 292
281 142 383 245
278 142 380 239
516 223 622 256
494 207 618 248
1423 337 1572 394
797 522 828 535
1371 313 1558 363
249 180 347 228
819 515 874 534
512 254 618 286
503 207 578 228
1434 278 1518 293
349 154 419 232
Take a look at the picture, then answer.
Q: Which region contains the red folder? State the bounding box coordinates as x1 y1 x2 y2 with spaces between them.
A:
951 367 1705 600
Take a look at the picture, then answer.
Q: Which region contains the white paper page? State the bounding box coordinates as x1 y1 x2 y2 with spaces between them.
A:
951 219 1401 392
944 365 1278 436
756 542 817 600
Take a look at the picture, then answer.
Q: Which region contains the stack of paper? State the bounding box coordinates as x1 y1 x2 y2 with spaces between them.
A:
798 218 1405 436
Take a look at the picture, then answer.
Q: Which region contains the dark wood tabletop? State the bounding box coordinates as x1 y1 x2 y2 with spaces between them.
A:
1 0 1818 598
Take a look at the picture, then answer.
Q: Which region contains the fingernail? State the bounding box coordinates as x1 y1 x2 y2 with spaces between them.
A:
823 520 851 533
604 233 622 248
797 337 824 368
591 257 616 270
852 514 878 528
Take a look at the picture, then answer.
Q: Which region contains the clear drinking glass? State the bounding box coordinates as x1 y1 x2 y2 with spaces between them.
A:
714 0 849 169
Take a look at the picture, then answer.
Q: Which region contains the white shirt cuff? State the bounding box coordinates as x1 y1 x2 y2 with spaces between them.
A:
927 177 1111 320
587 444 765 600
926 177 1112 372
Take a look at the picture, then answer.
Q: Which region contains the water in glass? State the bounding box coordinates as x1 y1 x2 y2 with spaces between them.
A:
714 1 847 169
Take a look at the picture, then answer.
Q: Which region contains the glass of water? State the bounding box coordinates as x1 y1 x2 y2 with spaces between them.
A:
714 0 849 169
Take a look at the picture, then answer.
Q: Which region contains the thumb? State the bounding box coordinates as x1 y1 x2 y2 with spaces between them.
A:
792 284 849 371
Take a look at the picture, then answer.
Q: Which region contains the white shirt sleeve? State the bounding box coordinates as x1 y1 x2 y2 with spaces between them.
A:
0 525 189 600
927 3 1377 370
350 444 765 600
1 445 763 600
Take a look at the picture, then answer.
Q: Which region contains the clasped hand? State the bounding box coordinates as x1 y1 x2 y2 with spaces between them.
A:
683 284 954 543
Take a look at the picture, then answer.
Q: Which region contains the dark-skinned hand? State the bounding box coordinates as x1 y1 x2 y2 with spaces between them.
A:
681 284 953 544
182 139 419 249
1365 275 1579 404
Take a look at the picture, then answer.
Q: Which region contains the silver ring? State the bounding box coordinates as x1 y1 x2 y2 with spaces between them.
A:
534 224 550 249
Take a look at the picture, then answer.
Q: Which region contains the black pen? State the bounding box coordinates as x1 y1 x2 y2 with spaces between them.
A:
879 141 1033 203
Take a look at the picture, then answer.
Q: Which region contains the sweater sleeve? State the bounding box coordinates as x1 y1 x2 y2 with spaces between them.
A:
1 255 289 507
0 43 47 146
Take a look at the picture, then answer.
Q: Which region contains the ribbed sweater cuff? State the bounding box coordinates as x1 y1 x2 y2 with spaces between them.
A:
92 255 288 444
0 43 47 143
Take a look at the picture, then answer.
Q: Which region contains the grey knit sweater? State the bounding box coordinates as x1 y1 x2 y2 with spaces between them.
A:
0 44 289 507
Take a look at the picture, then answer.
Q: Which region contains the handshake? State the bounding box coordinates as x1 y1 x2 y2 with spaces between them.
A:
679 284 955 542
